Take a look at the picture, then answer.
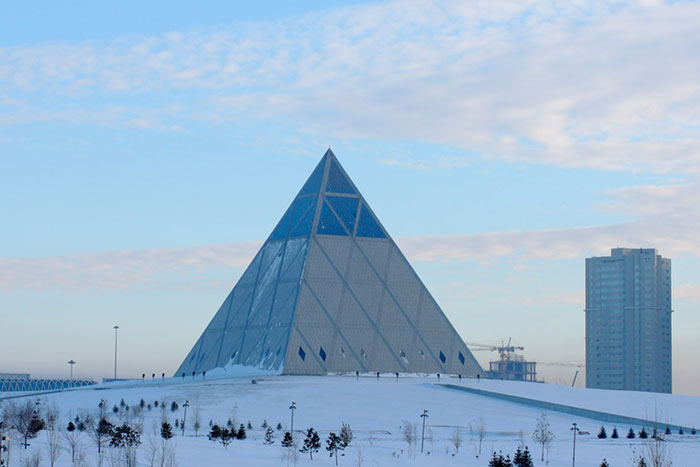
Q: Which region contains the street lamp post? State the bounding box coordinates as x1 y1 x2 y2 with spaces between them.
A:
113 325 119 380
182 401 190 436
67 360 76 386
420 410 429 453
289 402 296 441
571 422 582 467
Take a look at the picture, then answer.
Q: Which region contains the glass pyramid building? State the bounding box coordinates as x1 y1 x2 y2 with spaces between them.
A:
176 150 484 377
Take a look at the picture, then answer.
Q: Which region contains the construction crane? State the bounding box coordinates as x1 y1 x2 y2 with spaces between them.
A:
465 338 526 380
537 362 584 387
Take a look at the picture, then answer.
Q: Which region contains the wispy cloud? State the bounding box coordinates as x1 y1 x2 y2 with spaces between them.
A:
3 215 699 291
1 0 699 171
0 242 260 291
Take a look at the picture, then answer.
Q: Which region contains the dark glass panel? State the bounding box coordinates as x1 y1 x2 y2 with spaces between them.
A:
356 203 386 238
290 196 317 237
325 159 356 194
327 196 359 235
316 201 348 236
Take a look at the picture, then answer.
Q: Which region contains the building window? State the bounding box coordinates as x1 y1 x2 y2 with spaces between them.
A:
298 347 306 361
439 351 446 364
459 352 465 365
319 347 327 362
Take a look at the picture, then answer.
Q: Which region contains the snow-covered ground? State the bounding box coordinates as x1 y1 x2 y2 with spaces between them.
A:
1 374 697 466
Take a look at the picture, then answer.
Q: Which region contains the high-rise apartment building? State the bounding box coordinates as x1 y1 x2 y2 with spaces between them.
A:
585 248 672 393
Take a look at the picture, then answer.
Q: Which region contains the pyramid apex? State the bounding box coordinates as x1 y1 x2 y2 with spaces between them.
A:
324 147 335 158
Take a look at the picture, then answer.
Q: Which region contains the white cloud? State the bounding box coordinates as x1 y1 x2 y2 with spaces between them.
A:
3 213 698 291
0 242 260 291
1 0 699 172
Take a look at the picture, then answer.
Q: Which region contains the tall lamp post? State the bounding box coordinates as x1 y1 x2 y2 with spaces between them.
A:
182 400 190 436
420 409 429 453
68 360 76 387
113 325 119 380
570 422 587 467
289 402 296 441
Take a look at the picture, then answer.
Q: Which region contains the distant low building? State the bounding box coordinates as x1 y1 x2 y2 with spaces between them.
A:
585 248 672 393
0 373 96 392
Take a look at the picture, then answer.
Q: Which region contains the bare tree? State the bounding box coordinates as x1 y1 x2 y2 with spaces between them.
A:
73 445 89 467
46 418 62 467
92 417 114 455
44 403 59 432
144 423 160 467
143 421 179 467
401 421 417 458
354 444 365 467
86 411 113 467
10 399 45 450
64 419 84 465
469 417 486 458
643 434 673 467
192 400 202 437
105 445 121 467
281 437 299 467
450 427 463 453
21 451 41 467
162 442 178 467
532 413 555 462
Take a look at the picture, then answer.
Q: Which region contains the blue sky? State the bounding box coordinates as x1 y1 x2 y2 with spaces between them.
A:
2 0 700 394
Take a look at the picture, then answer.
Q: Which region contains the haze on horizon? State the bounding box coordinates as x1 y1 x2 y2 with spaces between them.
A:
1 0 699 395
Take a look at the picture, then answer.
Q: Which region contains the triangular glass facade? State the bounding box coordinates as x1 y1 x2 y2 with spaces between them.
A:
176 150 483 377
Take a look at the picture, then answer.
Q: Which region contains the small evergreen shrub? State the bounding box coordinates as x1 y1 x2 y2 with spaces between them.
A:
597 426 607 439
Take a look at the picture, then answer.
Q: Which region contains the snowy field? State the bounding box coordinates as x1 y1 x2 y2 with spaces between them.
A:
1 374 697 466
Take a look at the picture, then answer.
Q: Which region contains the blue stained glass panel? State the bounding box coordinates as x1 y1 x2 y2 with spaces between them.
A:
327 196 359 235
269 206 294 239
325 159 356 194
298 347 306 361
439 351 446 364
356 203 386 238
290 196 317 237
319 347 327 361
459 352 465 365
317 202 348 236
299 158 325 195
289 196 314 232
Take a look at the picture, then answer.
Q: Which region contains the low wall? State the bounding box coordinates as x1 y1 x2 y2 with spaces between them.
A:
440 384 695 433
